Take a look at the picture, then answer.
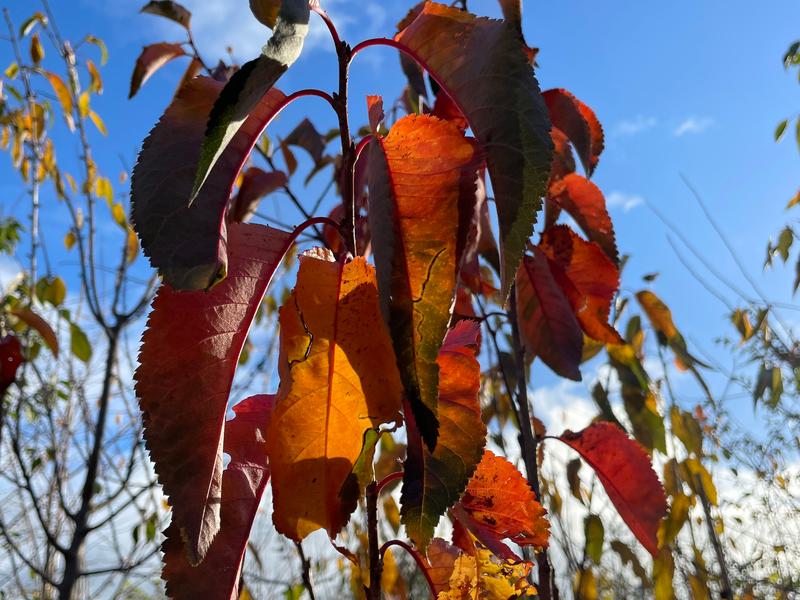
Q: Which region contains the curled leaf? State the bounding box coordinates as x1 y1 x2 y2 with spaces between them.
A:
140 1 192 29
10 306 58 357
229 167 287 223
129 42 186 99
542 88 604 177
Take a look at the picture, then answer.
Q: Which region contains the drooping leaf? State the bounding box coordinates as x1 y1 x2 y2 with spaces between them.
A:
229 167 287 223
135 223 292 564
538 225 622 344
557 422 667 556
42 71 74 131
10 306 58 357
129 43 187 99
610 540 650 586
192 0 309 200
366 95 384 133
162 394 274 600
401 320 486 549
267 251 403 541
452 450 550 561
69 322 92 363
368 114 481 449
542 88 604 177
282 117 326 165
395 2 553 300
131 76 289 290
548 174 617 262
140 1 192 29
583 514 604 564
35 275 67 307
0 335 23 395
515 247 583 380
636 290 709 370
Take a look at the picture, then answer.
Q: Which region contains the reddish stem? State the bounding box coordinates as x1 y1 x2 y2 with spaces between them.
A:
354 134 375 161
284 88 336 112
375 470 402 495
289 216 340 244
311 5 341 48
380 540 436 598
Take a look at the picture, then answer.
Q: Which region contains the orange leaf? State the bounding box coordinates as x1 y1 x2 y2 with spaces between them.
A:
135 223 292 563
395 2 553 300
539 225 622 344
162 394 274 600
368 114 481 449
542 89 604 177
267 251 403 541
10 306 58 357
515 248 583 380
129 42 186 99
558 422 667 556
453 450 550 561
549 173 617 263
401 321 486 548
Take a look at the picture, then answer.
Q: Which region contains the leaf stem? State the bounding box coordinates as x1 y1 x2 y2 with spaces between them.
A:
375 470 403 495
380 539 436 598
366 481 382 600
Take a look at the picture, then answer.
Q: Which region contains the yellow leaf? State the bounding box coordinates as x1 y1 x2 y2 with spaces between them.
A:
111 203 126 228
267 251 403 541
86 59 103 94
89 110 108 136
30 32 44 64
64 230 76 250
42 71 75 131
125 227 138 263
78 91 90 118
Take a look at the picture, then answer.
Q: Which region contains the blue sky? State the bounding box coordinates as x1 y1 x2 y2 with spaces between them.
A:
3 0 800 426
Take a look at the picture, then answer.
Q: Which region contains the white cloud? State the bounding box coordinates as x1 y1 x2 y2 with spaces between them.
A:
606 191 644 212
612 115 657 137
673 116 714 137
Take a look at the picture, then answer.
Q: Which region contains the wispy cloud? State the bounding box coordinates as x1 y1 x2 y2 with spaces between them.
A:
673 116 714 137
612 115 657 137
606 191 643 212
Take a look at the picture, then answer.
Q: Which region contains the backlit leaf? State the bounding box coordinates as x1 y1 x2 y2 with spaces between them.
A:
69 322 92 363
267 251 403 541
229 167 287 223
401 321 486 549
140 1 192 29
192 0 309 200
515 247 583 380
539 225 622 344
395 2 553 300
162 394 274 600
557 422 667 556
249 0 282 29
42 71 75 131
283 117 325 165
542 89 604 177
583 514 604 564
368 114 481 449
548 174 617 262
452 450 549 561
129 43 186 99
0 335 23 395
132 76 289 290
10 306 58 357
135 223 292 563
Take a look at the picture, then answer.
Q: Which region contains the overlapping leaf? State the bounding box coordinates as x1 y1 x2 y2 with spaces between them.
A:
452 450 550 561
162 394 274 600
192 0 309 199
548 174 617 262
229 167 287 223
515 247 583 380
539 225 622 344
267 251 403 541
542 88 604 177
395 2 553 300
368 114 481 449
135 223 292 563
131 76 288 290
401 321 486 549
557 422 667 556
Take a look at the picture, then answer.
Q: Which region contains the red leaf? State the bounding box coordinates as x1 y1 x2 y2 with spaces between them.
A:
395 2 553 300
229 167 288 223
0 335 23 395
557 422 667 556
452 450 549 561
135 223 292 564
162 394 274 600
367 95 384 133
539 225 622 345
131 76 289 290
515 248 583 380
129 42 186 99
549 173 617 263
542 88 604 177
